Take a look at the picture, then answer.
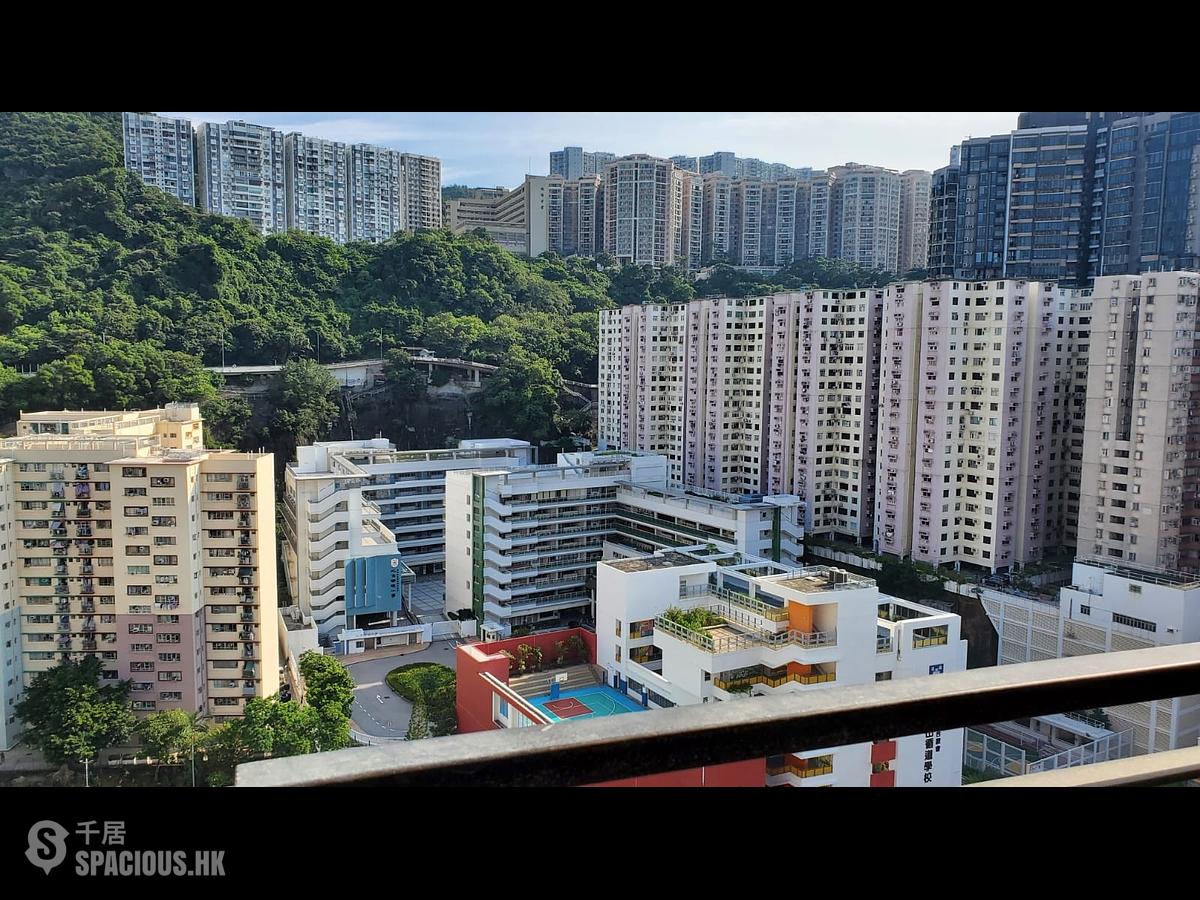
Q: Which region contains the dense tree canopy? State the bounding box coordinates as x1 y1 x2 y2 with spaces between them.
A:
1 112 916 456
15 657 137 766
0 113 661 422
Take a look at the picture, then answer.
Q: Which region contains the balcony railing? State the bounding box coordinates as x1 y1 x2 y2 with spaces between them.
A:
236 644 1200 788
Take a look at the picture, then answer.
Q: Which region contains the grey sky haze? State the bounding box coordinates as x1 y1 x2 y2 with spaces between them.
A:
164 111 1021 188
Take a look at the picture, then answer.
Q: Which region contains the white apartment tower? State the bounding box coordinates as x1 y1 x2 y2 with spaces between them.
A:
829 163 902 272
598 297 772 494
765 290 884 542
898 169 932 274
122 112 195 205
196 121 286 234
0 460 20 748
874 279 1055 572
603 155 684 269
600 292 883 542
348 144 404 243
1077 272 1200 572
402 154 443 230
283 133 350 244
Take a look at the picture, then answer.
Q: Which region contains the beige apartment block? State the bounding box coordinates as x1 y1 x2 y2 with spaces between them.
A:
1 405 277 723
1077 272 1200 572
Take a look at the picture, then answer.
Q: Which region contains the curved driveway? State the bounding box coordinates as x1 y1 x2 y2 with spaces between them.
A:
346 641 461 738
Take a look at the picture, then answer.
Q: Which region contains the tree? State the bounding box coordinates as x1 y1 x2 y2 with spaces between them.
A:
200 394 253 449
137 708 209 782
22 354 95 408
877 559 944 602
15 657 136 767
383 349 428 404
475 348 562 441
239 696 321 757
406 701 430 741
269 358 340 447
298 651 355 718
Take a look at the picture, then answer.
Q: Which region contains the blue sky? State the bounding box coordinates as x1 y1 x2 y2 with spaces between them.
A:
163 112 1021 188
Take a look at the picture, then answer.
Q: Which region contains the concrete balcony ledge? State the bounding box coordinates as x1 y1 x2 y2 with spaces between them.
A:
236 644 1200 787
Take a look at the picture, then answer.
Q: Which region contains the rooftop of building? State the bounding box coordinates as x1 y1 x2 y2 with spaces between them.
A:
604 551 704 573
773 566 875 593
616 480 801 511
1072 556 1200 589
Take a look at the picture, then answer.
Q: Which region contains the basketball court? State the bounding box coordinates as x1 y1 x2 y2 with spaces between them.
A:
531 685 646 722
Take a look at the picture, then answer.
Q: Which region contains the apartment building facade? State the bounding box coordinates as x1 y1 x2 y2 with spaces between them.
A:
284 133 350 244
932 112 1200 283
697 176 813 268
402 153 443 230
546 174 603 259
595 547 966 786
874 279 1056 572
765 291 883 542
196 120 287 235
599 292 883 542
898 169 932 274
0 461 20 748
602 155 688 269
549 147 615 180
122 112 195 205
347 144 404 243
599 297 770 494
1077 271 1200 572
828 163 902 272
927 164 960 277
0 406 278 723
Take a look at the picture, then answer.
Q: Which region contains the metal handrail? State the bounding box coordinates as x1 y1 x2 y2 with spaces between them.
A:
236 644 1200 788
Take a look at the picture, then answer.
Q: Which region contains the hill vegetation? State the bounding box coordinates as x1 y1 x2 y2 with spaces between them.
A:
0 112 909 452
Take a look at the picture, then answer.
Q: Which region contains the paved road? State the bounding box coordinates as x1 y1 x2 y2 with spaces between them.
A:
346 641 461 738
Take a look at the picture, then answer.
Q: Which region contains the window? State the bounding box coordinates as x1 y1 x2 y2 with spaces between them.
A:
614 619 622 638
1112 612 1155 633
1128 584 1142 594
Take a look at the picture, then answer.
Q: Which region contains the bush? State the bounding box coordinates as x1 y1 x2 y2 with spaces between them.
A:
386 662 457 737
515 643 543 674
661 606 723 632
